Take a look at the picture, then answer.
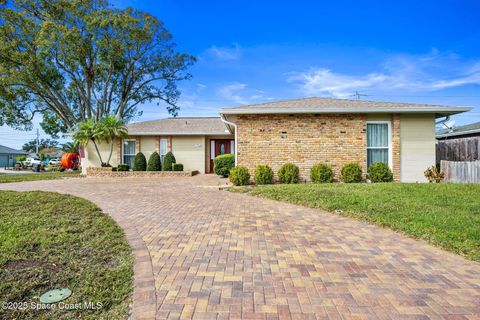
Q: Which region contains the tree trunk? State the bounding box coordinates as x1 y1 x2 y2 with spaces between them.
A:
91 139 104 165
106 140 114 166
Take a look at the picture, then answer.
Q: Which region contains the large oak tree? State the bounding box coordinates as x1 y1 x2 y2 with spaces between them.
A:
0 0 195 136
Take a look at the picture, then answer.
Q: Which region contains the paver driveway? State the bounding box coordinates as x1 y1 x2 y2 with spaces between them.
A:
1 175 479 320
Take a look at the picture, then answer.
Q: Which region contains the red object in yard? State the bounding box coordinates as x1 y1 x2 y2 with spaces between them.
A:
61 152 79 169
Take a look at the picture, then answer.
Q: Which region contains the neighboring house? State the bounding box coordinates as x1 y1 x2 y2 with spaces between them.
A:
0 144 28 168
436 121 480 161
82 97 470 182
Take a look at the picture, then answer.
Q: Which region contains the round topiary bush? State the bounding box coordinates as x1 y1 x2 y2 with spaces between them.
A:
341 162 362 183
229 166 250 186
278 163 299 184
310 163 334 183
147 152 161 171
368 162 393 182
162 151 176 171
255 165 274 185
214 154 235 177
132 152 147 171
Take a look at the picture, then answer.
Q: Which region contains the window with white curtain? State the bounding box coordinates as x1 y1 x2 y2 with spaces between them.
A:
160 138 168 161
123 139 136 168
366 122 390 170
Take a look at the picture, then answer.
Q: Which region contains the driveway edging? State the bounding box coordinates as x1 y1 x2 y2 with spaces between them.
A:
113 219 157 320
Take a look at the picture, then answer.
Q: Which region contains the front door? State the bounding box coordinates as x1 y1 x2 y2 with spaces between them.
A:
210 139 232 173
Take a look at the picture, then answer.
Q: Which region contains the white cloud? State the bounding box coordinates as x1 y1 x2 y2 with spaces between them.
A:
206 44 241 61
288 52 480 97
216 82 265 105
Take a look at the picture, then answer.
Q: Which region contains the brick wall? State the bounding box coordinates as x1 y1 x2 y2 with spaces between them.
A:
236 114 370 181
392 114 401 181
86 167 193 177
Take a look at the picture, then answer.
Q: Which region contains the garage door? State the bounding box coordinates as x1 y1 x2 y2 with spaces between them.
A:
0 155 9 167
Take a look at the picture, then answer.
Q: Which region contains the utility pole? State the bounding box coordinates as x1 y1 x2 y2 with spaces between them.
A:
36 128 39 154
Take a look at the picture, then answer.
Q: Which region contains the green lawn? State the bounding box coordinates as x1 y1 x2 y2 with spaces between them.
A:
0 172 81 183
232 183 480 261
0 191 133 320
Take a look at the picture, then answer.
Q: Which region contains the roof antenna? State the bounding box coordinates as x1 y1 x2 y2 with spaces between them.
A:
352 91 368 100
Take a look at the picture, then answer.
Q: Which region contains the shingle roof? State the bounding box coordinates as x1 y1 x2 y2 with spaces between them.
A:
436 121 480 138
0 144 27 154
126 117 231 135
220 97 471 117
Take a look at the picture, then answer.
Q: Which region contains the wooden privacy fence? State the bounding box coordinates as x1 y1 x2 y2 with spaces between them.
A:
436 136 480 161
441 160 480 183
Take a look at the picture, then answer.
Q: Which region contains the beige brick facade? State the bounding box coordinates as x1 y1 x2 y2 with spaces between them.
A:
392 114 401 181
237 113 401 181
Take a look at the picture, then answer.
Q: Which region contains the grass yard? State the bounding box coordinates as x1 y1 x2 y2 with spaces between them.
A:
232 183 480 261
0 172 81 183
0 191 133 320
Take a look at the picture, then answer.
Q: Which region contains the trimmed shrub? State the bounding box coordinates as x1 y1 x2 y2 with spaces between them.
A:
117 164 129 172
133 152 147 171
341 162 362 183
173 163 184 171
229 166 250 186
254 165 274 185
147 152 161 171
310 163 334 183
16 155 26 162
368 162 393 182
162 151 176 171
278 163 299 184
214 154 235 177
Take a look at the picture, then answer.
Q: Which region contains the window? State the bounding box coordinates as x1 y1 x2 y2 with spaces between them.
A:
366 122 391 170
160 138 168 161
123 139 136 168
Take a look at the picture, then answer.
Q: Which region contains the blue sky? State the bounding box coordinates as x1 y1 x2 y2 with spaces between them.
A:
2 0 480 148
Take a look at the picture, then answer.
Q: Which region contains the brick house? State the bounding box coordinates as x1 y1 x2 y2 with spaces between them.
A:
82 97 469 182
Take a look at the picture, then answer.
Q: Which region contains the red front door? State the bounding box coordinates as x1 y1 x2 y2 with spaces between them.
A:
210 139 232 173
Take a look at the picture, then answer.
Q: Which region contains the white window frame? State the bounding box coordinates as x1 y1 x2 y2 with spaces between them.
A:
366 121 392 170
122 139 136 165
160 138 168 161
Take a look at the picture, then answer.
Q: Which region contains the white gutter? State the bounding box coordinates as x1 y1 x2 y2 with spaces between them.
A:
220 115 238 166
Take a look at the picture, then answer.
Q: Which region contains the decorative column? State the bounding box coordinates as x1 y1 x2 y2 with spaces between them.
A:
167 136 172 152
392 114 401 181
155 136 160 153
116 138 122 164
135 136 141 153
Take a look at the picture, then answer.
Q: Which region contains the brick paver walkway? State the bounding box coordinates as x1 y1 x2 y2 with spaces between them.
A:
1 175 479 320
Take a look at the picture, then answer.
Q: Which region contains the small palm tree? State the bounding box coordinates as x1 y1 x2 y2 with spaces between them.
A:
73 115 128 167
99 115 128 166
73 119 105 165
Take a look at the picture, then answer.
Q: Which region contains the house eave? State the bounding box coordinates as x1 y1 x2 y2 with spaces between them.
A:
436 128 480 139
220 107 472 117
125 131 233 136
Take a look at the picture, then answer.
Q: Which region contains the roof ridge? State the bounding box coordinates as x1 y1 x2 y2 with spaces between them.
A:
222 96 460 109
127 116 221 126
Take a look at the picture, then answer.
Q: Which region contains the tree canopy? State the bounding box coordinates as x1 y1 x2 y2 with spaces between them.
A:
0 0 195 135
22 138 58 152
